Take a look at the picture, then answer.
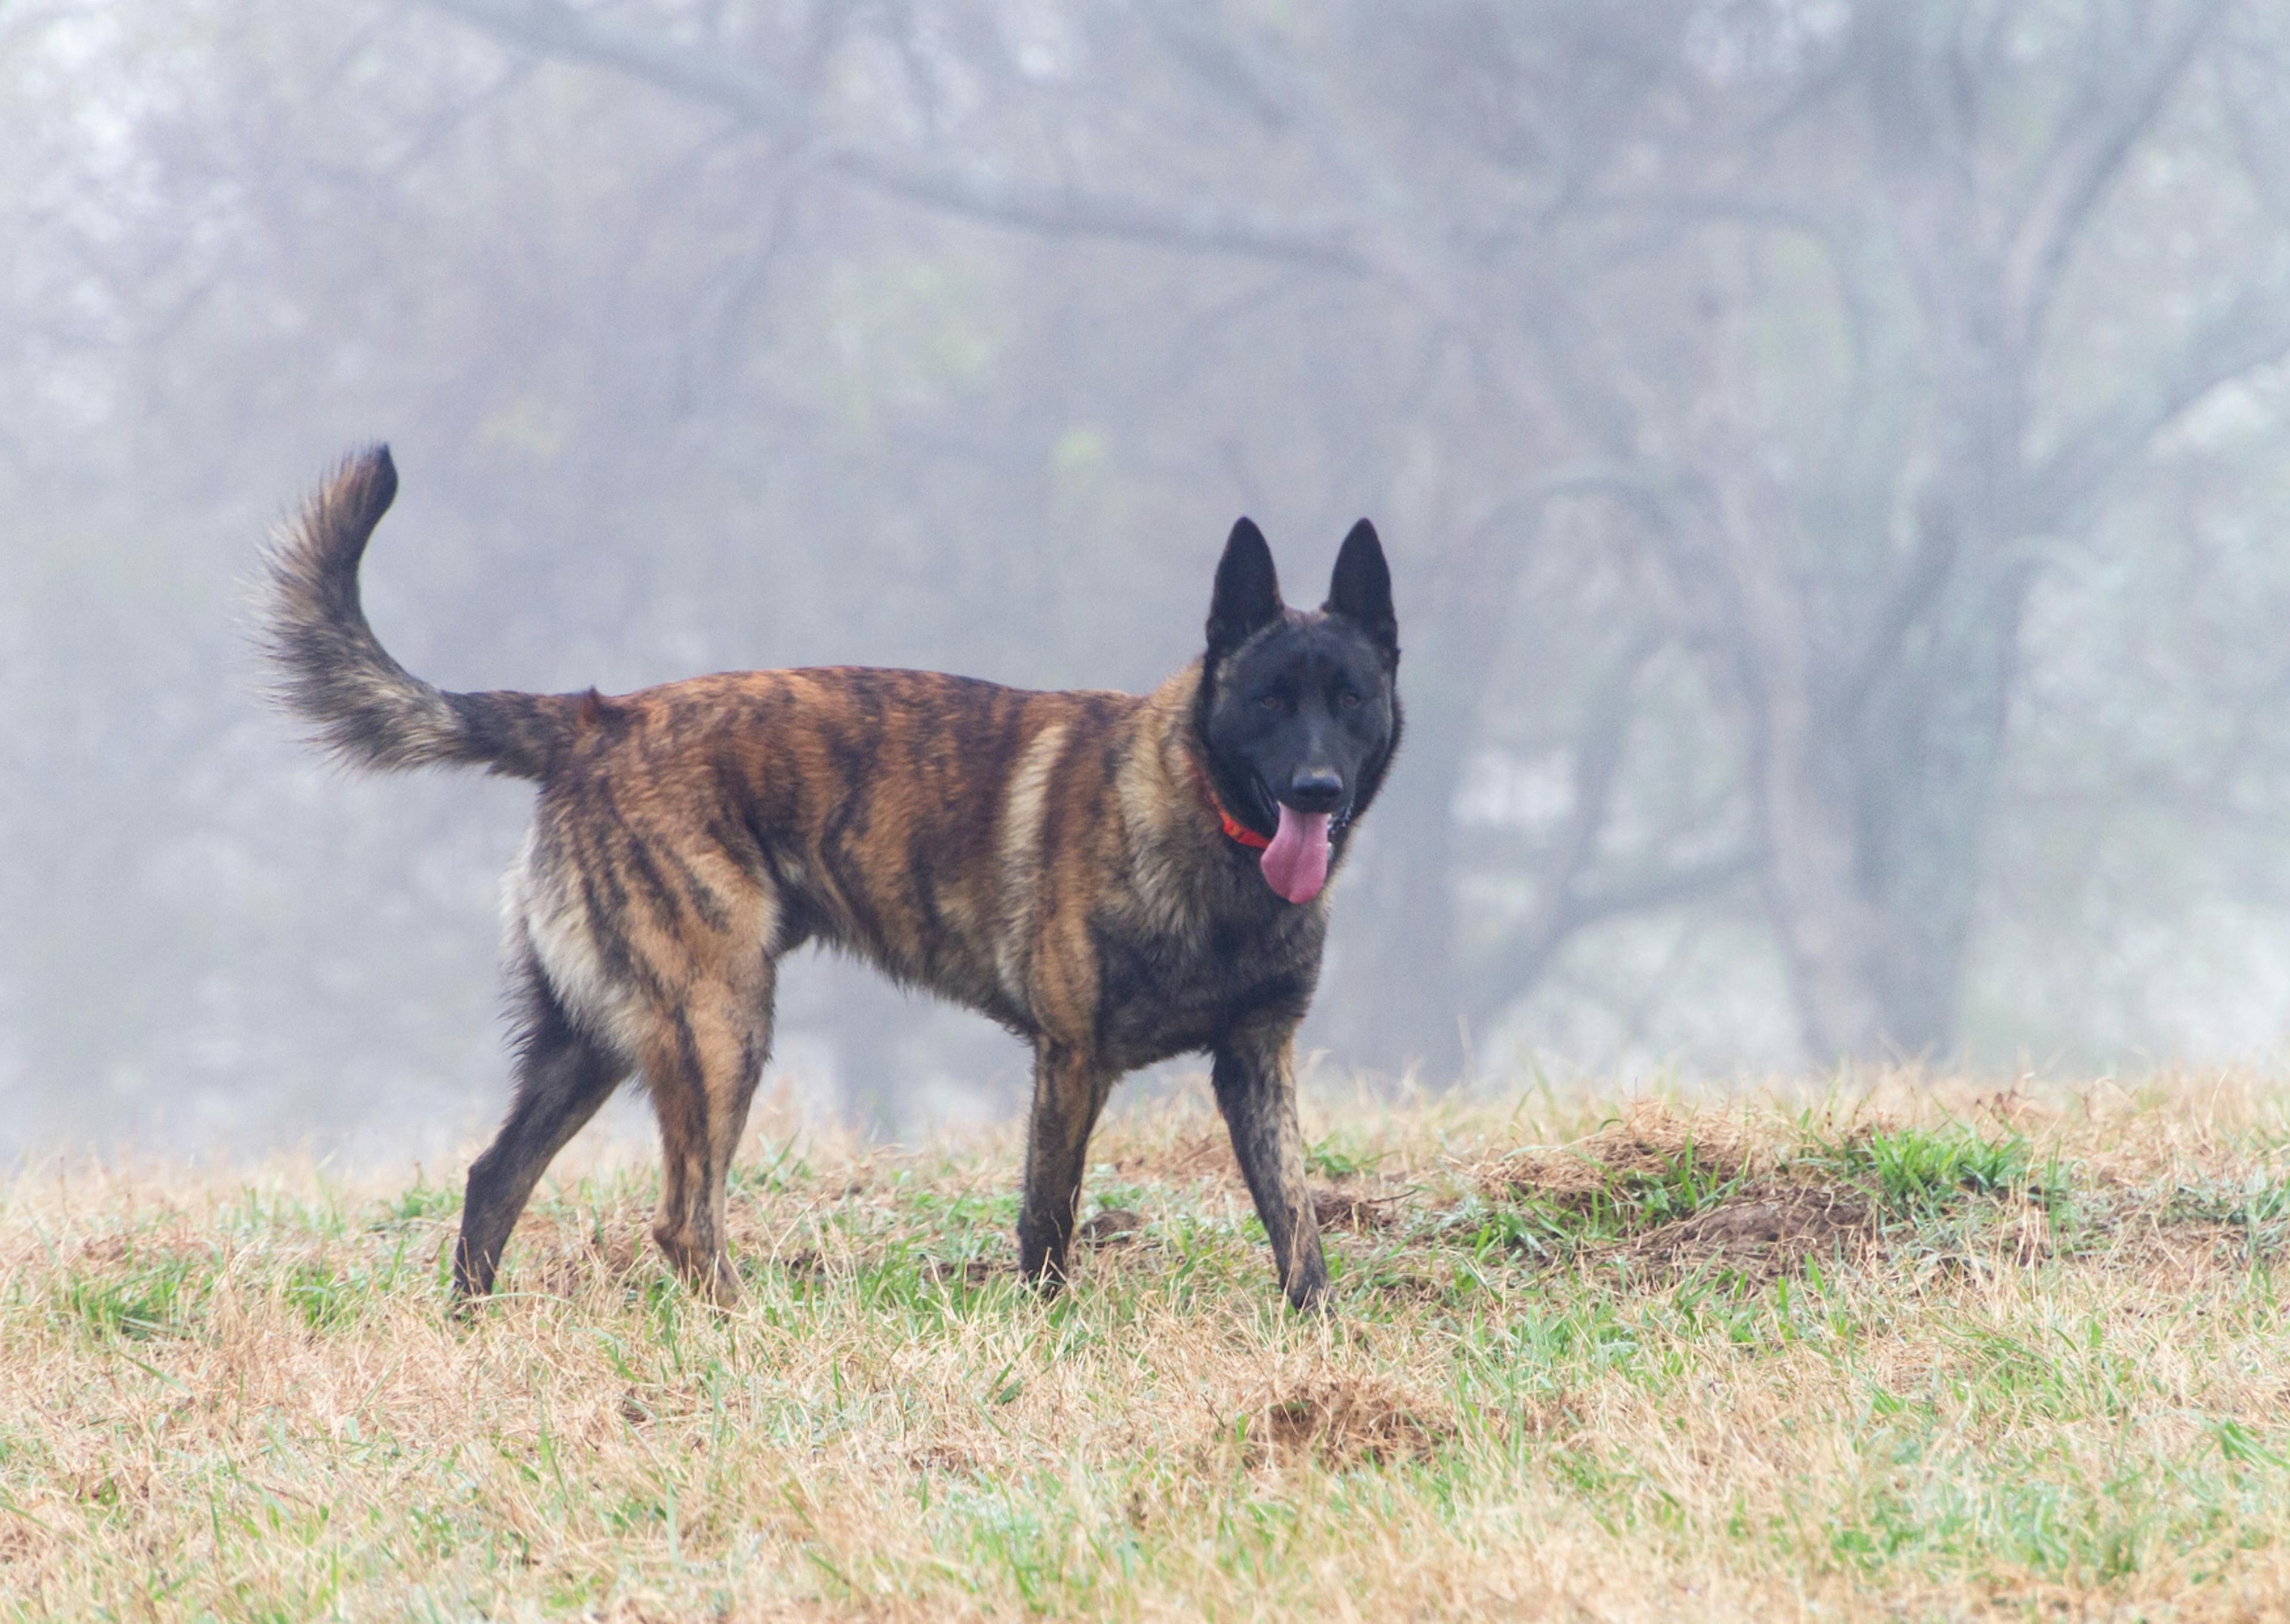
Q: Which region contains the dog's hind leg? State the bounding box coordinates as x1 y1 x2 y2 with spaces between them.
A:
643 964 775 1306
453 959 629 1300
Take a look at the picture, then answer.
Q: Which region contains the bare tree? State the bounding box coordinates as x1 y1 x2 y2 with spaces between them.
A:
410 0 2290 1068
1590 1 2290 1055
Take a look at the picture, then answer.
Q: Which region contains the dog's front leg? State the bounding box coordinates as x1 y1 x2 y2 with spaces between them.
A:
1017 1038 1115 1293
1211 1024 1328 1310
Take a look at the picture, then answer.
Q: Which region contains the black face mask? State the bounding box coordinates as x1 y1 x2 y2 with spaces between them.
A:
1197 519 1401 903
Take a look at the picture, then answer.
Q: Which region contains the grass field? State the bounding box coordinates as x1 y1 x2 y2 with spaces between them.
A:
4 1071 2288 1622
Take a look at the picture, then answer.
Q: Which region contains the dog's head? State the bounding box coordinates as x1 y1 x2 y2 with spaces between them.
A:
1194 517 1401 905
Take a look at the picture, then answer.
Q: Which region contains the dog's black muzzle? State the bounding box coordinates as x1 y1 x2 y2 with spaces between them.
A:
1285 767 1345 815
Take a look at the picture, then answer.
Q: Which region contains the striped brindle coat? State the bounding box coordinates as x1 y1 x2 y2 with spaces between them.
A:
263 448 1400 1309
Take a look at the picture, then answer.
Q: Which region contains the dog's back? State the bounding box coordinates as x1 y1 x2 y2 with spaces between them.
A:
509 664 1239 1052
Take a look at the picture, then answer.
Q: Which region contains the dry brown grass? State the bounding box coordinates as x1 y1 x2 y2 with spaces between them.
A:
2 1070 2288 1620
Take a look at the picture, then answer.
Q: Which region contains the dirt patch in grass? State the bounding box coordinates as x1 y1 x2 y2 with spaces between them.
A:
1450 1099 2110 1282
1481 1099 1753 1208
1618 1185 1877 1279
1313 1189 1401 1231
1078 1207 1144 1245
1246 1375 1450 1469
905 1440 980 1475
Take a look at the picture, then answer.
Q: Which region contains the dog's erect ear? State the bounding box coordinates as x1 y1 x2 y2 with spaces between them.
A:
1206 517 1284 659
1324 519 1397 661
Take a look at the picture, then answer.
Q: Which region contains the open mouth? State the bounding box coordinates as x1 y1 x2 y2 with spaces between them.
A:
1254 780 1344 905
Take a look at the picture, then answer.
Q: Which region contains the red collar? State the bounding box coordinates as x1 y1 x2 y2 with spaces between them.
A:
1191 760 1270 851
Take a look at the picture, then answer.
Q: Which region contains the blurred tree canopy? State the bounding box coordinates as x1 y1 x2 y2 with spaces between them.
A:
7 0 2290 1156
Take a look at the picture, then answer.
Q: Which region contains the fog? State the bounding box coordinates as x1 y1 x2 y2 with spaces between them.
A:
9 0 2290 1162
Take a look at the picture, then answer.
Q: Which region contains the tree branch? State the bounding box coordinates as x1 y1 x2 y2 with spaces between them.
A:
421 0 1369 270
2024 281 2290 523
1455 632 1751 1024
2004 0 2227 346
1463 844 1756 1027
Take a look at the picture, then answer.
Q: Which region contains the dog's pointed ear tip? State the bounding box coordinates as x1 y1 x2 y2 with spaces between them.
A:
1224 516 1270 551
1336 519 1388 569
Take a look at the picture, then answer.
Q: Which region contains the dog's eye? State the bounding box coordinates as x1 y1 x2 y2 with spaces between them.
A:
1338 690 1361 710
1258 693 1288 712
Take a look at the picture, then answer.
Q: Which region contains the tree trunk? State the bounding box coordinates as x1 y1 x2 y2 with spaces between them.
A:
1761 575 2028 1061
1850 570 2029 1053
1755 716 1891 1059
1753 43 2045 1064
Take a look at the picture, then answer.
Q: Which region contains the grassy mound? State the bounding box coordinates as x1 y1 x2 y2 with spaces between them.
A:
2 1073 2287 1620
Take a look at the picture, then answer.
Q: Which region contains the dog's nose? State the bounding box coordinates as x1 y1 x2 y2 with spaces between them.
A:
1287 768 1344 813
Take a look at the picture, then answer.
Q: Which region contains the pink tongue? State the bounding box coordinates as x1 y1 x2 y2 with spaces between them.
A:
1260 805 1333 904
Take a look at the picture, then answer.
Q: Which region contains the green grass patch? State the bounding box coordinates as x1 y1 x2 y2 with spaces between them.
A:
50 1245 212 1341
1806 1121 2043 1213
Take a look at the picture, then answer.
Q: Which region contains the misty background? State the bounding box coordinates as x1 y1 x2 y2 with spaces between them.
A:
9 0 2290 1163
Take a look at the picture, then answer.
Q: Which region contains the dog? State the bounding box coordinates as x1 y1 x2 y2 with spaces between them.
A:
261 447 1400 1308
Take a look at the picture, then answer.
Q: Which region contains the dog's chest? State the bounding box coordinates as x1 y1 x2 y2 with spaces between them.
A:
1087 901 1322 1068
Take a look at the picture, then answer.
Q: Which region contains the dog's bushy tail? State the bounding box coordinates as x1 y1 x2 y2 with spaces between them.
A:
258 446 577 782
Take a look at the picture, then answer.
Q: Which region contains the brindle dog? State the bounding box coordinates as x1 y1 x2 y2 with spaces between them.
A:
261 447 1400 1309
